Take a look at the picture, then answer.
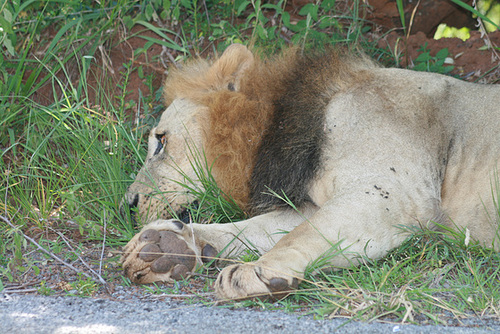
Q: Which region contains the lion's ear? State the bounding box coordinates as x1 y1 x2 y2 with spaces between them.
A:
210 44 254 91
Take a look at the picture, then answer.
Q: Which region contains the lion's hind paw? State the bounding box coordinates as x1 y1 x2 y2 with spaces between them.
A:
121 220 205 284
214 263 299 301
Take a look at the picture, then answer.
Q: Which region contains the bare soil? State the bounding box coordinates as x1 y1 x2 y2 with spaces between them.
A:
29 1 500 110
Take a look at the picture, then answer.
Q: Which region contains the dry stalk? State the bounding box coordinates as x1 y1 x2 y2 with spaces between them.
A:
0 215 111 293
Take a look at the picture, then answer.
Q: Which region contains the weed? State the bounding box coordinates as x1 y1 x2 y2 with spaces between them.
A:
412 43 454 74
68 273 99 296
239 249 260 263
37 280 55 296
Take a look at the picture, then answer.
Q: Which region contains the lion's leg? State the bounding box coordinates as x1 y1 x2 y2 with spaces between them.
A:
215 193 427 300
121 204 318 284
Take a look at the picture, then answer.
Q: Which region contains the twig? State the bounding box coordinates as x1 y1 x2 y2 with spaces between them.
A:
0 215 110 292
3 280 41 289
2 289 38 294
99 208 107 277
160 45 179 69
145 292 215 299
98 45 115 74
187 271 218 279
50 227 109 289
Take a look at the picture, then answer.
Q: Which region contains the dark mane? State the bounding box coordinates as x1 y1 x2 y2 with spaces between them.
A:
250 51 345 212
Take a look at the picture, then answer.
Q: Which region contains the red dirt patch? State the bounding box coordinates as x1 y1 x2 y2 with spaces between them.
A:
367 0 500 83
27 1 500 111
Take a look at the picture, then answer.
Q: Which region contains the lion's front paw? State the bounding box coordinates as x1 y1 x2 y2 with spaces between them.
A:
214 263 299 300
121 220 218 284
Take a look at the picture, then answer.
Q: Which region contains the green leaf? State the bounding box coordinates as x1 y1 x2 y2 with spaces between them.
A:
237 1 250 15
318 17 338 29
262 4 282 12
299 3 318 21
443 66 454 74
0 16 13 34
321 0 336 11
415 52 431 62
396 0 406 30
417 42 429 53
282 11 292 28
134 20 187 52
3 38 15 56
3 8 13 23
172 6 180 20
435 48 449 59
145 3 154 21
434 59 445 67
256 25 267 40
122 15 134 29
413 63 427 71
33 265 40 275
180 0 192 9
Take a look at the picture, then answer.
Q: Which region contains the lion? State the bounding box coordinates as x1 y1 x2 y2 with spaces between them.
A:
120 44 500 300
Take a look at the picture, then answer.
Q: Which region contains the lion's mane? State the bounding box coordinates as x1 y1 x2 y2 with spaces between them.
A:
163 47 375 213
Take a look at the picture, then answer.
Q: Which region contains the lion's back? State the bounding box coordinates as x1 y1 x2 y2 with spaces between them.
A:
318 67 500 248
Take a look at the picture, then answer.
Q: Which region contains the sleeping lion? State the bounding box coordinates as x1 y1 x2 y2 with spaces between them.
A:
121 44 500 300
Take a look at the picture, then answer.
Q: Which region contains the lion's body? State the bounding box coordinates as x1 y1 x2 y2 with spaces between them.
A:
121 45 500 299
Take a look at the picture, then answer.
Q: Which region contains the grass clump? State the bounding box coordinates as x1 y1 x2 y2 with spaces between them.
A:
288 227 500 323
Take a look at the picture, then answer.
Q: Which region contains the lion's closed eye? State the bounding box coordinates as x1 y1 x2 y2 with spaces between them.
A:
154 133 167 156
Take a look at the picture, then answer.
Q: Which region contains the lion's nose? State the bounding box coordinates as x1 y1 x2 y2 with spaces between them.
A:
129 193 139 210
120 193 139 226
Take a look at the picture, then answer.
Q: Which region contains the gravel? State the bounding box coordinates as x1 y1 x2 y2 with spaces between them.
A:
1 294 499 333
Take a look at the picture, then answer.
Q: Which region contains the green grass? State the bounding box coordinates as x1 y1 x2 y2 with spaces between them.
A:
293 227 500 323
1 0 499 324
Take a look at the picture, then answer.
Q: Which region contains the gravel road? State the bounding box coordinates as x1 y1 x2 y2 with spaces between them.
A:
1 294 499 333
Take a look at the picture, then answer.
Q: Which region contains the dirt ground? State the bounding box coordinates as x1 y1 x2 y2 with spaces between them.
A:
29 0 500 110
368 0 500 83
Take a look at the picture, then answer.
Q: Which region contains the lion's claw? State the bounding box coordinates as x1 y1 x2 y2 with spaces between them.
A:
215 263 299 300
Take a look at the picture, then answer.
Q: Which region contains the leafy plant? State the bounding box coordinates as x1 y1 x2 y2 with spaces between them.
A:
37 280 55 295
69 273 99 296
412 43 454 74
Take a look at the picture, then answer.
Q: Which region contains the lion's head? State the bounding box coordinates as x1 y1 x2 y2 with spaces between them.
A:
123 44 277 223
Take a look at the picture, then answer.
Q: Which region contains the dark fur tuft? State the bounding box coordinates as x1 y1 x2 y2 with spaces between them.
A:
249 51 341 212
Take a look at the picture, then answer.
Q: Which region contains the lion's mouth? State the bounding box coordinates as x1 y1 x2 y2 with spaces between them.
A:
177 200 199 223
120 193 199 225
